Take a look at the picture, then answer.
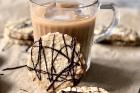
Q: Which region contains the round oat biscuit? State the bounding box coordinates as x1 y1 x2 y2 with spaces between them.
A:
95 25 140 46
4 18 33 45
57 86 109 93
27 32 86 92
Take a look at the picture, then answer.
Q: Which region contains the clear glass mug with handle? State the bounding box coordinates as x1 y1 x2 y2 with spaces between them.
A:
29 0 119 70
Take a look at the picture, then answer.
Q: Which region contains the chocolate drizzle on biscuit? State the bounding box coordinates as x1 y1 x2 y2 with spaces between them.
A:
61 90 82 93
2 34 84 92
30 34 83 91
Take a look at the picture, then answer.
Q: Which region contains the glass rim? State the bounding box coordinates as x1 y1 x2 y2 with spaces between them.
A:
29 0 99 9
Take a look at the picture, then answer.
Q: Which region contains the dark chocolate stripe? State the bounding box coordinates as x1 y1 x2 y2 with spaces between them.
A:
61 90 82 93
50 34 56 84
3 65 27 71
62 34 69 57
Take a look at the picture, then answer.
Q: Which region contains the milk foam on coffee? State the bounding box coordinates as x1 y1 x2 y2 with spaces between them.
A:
31 1 96 66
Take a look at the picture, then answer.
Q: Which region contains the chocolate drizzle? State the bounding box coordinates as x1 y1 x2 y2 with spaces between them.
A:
20 89 29 93
30 34 84 91
0 74 4 75
2 33 84 92
62 34 69 57
61 91 82 93
50 34 56 84
3 65 27 71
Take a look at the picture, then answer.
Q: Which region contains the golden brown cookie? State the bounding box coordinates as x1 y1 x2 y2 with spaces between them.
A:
4 18 33 45
95 25 140 46
57 86 109 93
27 32 86 92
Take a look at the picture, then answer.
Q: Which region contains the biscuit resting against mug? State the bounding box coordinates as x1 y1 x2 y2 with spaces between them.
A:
3 18 33 45
27 32 86 92
57 86 109 93
95 25 140 46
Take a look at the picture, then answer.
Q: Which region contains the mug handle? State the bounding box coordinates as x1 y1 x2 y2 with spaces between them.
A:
95 3 120 43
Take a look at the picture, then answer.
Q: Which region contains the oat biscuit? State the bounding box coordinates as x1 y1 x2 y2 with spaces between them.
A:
95 25 140 46
57 86 109 93
27 32 86 92
4 18 33 45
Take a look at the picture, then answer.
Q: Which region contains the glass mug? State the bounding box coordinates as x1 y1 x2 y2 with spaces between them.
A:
29 0 119 70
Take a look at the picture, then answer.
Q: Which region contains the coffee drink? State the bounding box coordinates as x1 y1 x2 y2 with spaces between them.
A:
31 2 96 66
